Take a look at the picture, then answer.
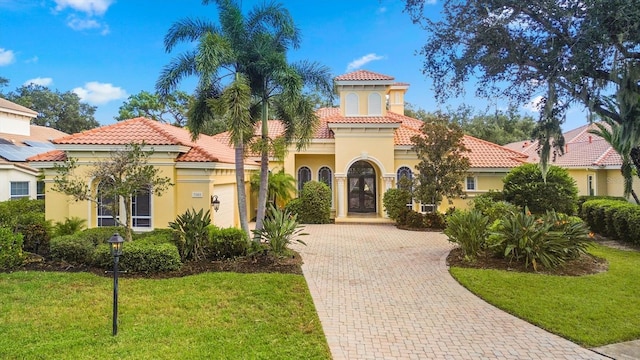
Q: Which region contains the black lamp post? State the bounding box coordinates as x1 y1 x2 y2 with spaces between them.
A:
108 233 124 336
211 195 221 212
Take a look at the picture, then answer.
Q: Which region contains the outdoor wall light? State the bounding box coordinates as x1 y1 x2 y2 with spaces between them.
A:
107 233 124 336
211 195 221 212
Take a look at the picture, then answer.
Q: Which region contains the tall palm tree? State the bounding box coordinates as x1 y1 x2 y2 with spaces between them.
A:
157 0 333 238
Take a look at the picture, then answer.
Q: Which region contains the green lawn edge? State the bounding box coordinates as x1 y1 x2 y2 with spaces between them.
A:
0 271 331 360
449 244 640 347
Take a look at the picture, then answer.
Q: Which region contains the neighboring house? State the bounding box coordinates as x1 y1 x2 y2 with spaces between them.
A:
217 70 529 223
505 123 638 199
0 98 67 201
29 117 257 230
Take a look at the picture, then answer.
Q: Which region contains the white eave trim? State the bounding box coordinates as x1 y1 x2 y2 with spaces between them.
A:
3 108 38 118
328 122 400 130
175 162 259 170
335 79 395 86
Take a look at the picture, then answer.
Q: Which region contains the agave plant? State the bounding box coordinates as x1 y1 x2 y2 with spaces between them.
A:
169 208 211 261
252 204 307 256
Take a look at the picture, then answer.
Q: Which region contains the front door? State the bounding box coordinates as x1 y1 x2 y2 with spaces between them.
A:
347 161 376 213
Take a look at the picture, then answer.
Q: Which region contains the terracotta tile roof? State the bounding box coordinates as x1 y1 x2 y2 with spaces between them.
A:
28 150 67 162
462 135 529 168
335 70 394 81
505 122 623 167
0 98 38 116
42 117 236 164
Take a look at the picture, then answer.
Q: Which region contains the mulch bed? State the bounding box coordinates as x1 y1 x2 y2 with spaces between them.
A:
15 251 303 279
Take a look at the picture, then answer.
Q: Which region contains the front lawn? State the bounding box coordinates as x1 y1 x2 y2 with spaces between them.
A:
0 271 330 359
450 244 640 347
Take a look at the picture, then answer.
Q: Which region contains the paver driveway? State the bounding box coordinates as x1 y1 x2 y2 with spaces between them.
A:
293 224 606 360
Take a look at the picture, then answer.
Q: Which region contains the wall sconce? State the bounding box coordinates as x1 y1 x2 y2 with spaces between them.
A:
211 195 220 212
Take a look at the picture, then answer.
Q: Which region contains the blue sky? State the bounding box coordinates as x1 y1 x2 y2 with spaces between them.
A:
0 0 588 130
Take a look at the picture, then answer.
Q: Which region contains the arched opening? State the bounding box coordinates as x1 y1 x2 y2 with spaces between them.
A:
347 161 376 213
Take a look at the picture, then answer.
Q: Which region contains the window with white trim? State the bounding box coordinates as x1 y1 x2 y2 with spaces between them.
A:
10 181 29 200
466 176 477 191
587 175 595 196
298 166 312 192
346 93 358 116
132 187 151 228
97 180 118 227
397 166 413 209
318 166 332 190
420 203 436 214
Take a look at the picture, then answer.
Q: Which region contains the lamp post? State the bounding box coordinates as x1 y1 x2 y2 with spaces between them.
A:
211 195 221 212
108 233 124 336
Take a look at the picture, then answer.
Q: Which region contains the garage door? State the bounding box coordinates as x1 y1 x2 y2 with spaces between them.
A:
213 184 235 228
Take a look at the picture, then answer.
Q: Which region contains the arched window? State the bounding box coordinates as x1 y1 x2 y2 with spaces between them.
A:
132 186 151 228
298 166 312 192
318 166 332 190
346 93 359 116
368 93 382 115
396 166 412 190
97 180 118 227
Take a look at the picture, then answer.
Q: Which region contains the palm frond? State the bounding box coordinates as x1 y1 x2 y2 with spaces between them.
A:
156 51 198 96
164 18 218 52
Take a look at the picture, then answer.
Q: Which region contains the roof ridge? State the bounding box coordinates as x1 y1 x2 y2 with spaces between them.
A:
140 117 188 145
593 146 616 166
565 122 593 144
462 133 529 158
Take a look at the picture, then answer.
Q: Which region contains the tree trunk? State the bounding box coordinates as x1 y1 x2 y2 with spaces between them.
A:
253 93 270 240
123 196 133 242
234 141 250 237
631 147 640 204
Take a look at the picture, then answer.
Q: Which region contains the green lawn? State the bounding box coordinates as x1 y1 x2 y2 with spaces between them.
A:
0 271 330 359
450 244 640 347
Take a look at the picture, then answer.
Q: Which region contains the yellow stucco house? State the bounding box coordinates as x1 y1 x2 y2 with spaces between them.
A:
29 118 256 230
222 70 530 223
505 123 637 199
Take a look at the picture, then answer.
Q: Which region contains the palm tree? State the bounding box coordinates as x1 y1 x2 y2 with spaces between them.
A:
157 0 333 238
250 168 296 208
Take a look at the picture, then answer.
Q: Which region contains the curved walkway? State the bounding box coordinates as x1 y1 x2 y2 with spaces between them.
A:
293 224 606 360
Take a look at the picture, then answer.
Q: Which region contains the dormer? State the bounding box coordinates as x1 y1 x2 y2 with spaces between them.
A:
335 70 396 117
388 82 409 115
0 98 38 136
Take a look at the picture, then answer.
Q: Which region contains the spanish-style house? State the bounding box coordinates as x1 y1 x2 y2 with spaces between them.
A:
505 122 638 199
229 70 529 223
29 118 256 230
0 98 67 201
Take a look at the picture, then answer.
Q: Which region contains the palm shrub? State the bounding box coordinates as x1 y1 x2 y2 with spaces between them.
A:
53 217 87 237
0 227 24 270
383 188 412 221
489 208 591 271
252 204 308 256
503 163 578 214
169 208 211 261
444 209 489 261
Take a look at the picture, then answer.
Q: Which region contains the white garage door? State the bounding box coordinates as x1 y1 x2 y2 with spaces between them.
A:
213 184 235 228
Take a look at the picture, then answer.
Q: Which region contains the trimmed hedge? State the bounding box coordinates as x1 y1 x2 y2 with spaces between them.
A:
208 226 249 260
577 195 627 213
581 199 640 244
79 227 128 246
383 188 412 221
286 181 332 224
50 235 94 264
93 239 181 273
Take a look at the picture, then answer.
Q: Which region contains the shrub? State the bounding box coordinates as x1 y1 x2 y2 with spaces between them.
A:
0 227 24 270
15 212 52 256
252 204 307 256
0 199 44 226
169 208 211 261
503 163 578 214
79 227 128 246
471 195 520 223
53 217 87 237
399 210 426 229
444 209 489 261
208 226 249 259
577 195 627 213
94 241 181 273
50 235 95 264
290 181 331 224
135 228 179 244
581 199 640 244
423 212 446 229
489 208 591 270
383 188 412 221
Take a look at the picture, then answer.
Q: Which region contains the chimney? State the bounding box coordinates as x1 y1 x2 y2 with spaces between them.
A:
565 144 568 153
588 135 592 144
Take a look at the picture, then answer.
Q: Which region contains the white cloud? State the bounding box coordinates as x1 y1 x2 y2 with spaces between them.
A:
54 0 113 16
24 77 53 86
346 53 385 72
523 95 544 112
0 48 16 66
73 82 127 105
377 6 387 14
67 15 101 30
25 56 39 63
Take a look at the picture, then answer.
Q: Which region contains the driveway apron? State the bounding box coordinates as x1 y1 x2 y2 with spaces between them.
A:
293 224 606 360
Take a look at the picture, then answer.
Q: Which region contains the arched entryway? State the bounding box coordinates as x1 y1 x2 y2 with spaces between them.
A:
347 160 376 213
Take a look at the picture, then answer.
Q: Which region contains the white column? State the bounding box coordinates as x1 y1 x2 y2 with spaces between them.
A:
382 176 394 218
336 175 346 218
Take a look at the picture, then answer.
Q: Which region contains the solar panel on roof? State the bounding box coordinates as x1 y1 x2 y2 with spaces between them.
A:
23 140 55 148
0 138 13 145
0 144 54 161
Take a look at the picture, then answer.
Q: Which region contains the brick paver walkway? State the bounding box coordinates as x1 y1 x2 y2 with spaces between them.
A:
293 224 606 360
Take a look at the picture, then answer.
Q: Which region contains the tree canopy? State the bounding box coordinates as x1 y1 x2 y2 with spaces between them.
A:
448 105 536 145
2 84 99 134
411 113 471 210
116 90 193 128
